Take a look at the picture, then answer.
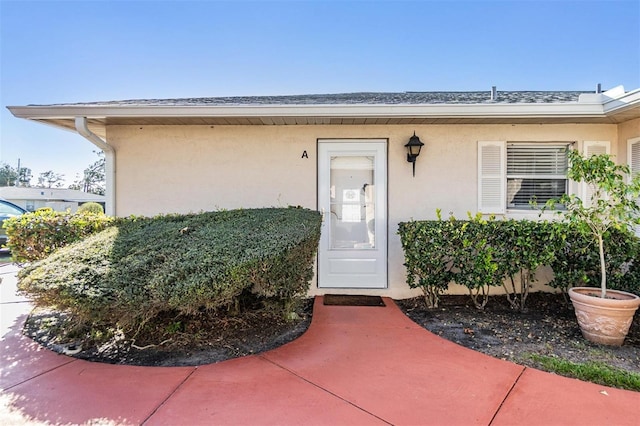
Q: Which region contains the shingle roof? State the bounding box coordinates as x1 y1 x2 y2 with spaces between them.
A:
13 87 639 130
36 91 586 107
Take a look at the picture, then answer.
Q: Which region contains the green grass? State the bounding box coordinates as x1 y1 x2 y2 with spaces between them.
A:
528 354 640 391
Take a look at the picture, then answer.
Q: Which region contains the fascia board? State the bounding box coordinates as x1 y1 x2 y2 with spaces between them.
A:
602 89 640 114
8 102 606 120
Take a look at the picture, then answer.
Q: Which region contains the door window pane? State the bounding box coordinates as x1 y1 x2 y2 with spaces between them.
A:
330 156 375 249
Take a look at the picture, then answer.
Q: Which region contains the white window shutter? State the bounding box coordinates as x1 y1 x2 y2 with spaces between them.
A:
627 137 640 236
627 137 640 178
582 141 610 206
478 141 506 214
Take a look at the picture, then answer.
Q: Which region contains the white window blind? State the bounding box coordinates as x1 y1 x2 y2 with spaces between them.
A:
506 144 568 209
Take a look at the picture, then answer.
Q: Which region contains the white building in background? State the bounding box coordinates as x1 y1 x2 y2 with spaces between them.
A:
0 187 105 213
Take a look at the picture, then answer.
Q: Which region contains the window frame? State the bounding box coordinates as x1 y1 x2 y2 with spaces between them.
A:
505 142 570 211
627 137 640 179
478 140 606 216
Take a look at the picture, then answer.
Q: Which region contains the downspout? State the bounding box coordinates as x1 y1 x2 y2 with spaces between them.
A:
74 117 116 216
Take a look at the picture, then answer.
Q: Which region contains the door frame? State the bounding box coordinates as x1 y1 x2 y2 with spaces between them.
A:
317 138 388 289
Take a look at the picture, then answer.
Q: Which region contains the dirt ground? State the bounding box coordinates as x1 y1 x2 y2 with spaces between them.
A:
397 292 640 374
23 300 313 367
23 292 640 375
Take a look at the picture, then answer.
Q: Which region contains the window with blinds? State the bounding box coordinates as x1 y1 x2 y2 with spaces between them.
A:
506 144 569 209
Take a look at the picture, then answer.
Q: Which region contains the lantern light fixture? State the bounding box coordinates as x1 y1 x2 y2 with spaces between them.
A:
404 131 424 177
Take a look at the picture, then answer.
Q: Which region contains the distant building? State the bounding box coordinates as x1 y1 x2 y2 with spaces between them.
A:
0 187 105 212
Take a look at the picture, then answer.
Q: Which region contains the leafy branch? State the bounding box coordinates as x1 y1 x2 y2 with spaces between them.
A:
545 150 640 298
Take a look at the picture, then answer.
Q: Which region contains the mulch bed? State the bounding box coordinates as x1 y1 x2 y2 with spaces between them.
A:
397 292 640 374
23 299 313 366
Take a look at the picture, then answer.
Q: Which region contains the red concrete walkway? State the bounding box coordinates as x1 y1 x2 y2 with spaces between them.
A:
1 263 639 425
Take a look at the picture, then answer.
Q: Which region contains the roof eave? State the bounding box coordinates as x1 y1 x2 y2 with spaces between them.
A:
603 89 640 112
7 102 606 120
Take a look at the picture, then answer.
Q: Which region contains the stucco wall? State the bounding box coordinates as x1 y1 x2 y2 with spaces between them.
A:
107 123 619 299
618 117 640 165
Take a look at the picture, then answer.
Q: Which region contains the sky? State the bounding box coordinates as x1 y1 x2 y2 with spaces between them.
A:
1 0 639 186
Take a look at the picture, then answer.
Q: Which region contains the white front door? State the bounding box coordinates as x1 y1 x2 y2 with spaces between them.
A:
318 140 387 288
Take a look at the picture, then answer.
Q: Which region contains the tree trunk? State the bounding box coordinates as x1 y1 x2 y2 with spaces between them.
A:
598 233 606 298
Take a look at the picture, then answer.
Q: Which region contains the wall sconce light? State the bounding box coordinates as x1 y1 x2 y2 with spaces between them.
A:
404 131 424 177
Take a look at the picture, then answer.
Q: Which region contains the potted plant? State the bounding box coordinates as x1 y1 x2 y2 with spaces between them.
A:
546 149 640 346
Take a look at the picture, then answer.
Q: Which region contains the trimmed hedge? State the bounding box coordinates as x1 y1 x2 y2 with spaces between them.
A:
5 208 114 262
397 211 457 308
549 223 639 294
398 215 640 310
18 207 322 332
77 202 105 214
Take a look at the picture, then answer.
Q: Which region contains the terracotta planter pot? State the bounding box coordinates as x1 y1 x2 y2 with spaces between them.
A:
568 287 640 346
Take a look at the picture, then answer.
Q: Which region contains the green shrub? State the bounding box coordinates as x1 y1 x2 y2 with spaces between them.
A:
546 222 596 292
17 208 322 333
77 202 104 214
604 229 640 295
549 224 640 296
5 209 114 262
544 149 640 298
494 219 556 311
398 216 575 310
398 210 455 308
399 212 508 309
399 215 640 309
612 259 640 296
449 214 503 309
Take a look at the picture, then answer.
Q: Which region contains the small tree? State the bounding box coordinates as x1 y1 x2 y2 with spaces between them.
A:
0 163 18 186
69 151 105 195
37 170 65 188
17 166 32 187
0 163 32 187
546 150 640 298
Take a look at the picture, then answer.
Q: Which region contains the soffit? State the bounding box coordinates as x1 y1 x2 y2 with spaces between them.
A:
25 112 622 138
10 89 640 137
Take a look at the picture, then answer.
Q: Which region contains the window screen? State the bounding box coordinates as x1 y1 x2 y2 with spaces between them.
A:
506 144 568 209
